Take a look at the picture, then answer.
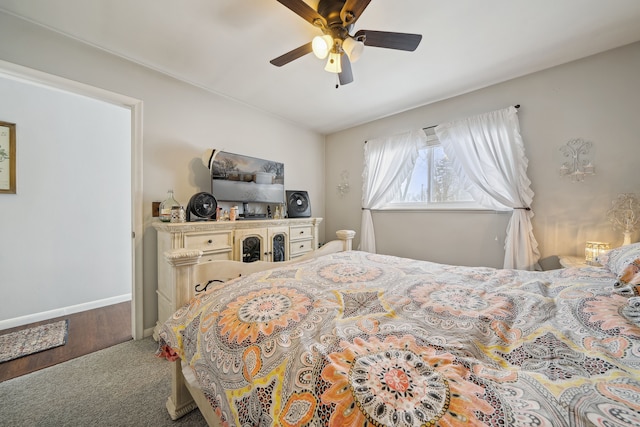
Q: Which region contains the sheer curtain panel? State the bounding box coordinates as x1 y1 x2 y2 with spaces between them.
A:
360 129 427 253
435 106 541 270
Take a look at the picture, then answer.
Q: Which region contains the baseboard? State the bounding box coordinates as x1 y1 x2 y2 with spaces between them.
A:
0 294 132 330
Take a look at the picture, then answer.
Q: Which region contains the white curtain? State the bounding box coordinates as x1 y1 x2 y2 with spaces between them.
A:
360 129 427 253
435 106 541 270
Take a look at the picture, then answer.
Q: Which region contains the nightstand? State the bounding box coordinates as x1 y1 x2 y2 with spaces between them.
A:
559 256 600 268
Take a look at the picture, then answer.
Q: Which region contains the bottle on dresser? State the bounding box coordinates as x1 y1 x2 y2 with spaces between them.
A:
159 190 180 222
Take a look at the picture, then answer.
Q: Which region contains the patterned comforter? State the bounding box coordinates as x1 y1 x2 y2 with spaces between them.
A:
159 250 640 426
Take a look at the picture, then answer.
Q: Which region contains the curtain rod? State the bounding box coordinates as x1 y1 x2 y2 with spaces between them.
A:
422 104 521 131
365 105 521 142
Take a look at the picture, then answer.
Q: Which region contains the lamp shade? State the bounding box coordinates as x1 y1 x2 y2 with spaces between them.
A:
342 37 364 62
312 35 333 59
324 52 342 73
585 241 610 265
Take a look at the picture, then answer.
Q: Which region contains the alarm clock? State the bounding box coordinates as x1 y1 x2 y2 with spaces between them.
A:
186 192 217 221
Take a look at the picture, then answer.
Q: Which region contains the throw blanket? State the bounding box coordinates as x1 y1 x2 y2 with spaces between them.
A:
159 251 640 426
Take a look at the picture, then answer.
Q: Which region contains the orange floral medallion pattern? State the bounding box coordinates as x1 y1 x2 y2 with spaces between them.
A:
218 286 313 344
321 334 493 426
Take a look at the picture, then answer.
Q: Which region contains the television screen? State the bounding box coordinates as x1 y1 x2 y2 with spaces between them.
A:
209 150 284 204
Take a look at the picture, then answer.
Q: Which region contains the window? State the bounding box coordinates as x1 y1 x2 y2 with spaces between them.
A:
386 128 482 209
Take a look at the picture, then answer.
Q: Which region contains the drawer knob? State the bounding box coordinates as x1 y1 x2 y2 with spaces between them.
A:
300 244 305 248
299 231 304 234
208 239 213 244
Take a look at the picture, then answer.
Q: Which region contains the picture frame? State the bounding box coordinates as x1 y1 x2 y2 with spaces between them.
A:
0 121 16 194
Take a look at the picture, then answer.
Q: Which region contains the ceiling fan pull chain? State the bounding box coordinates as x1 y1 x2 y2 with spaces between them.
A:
335 73 339 89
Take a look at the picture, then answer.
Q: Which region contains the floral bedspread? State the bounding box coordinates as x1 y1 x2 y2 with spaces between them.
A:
159 251 640 426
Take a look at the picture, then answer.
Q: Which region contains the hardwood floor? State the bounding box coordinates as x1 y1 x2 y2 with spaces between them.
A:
0 301 132 382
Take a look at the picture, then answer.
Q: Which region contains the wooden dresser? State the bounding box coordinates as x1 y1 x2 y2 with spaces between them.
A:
152 217 323 335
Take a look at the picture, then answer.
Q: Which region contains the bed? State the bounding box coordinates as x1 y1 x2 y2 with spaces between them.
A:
157 231 640 426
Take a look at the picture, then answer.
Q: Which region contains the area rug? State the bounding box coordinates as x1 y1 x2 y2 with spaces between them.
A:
0 319 69 363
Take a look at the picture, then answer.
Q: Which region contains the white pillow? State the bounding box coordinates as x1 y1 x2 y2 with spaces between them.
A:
597 242 640 275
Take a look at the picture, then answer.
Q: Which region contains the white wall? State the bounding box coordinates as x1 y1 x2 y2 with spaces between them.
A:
0 12 326 332
325 42 640 269
0 75 131 326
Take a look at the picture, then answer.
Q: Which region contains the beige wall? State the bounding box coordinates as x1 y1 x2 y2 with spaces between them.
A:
0 12 326 333
325 42 640 269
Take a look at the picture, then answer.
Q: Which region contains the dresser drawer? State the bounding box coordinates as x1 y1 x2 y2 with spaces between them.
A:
290 239 312 256
200 251 233 263
290 226 312 241
184 231 232 253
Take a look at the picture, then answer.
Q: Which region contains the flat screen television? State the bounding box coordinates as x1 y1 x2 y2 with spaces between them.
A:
208 150 284 205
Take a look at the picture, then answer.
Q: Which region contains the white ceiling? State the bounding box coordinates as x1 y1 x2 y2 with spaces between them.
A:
2 0 640 134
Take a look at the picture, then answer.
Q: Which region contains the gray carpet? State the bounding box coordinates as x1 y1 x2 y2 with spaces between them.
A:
0 337 207 426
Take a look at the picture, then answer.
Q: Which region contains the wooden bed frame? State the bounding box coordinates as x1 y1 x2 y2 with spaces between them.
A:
161 229 356 424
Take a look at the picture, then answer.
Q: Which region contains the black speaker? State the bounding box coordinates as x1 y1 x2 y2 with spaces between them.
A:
286 190 311 218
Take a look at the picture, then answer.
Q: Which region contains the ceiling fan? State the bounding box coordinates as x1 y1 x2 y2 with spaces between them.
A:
270 0 422 86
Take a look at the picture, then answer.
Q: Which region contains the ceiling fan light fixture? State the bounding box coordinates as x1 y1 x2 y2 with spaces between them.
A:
312 34 333 59
271 0 423 85
342 37 364 62
324 52 342 73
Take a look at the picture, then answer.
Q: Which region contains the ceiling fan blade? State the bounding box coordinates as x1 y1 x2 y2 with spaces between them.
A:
354 30 422 51
340 0 372 26
276 0 327 28
339 55 354 85
270 42 313 67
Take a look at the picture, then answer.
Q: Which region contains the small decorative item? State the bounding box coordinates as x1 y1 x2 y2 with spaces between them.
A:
170 205 186 223
607 193 640 245
559 138 595 182
230 206 238 221
273 204 283 219
159 190 180 222
585 241 610 265
0 121 16 194
337 170 350 196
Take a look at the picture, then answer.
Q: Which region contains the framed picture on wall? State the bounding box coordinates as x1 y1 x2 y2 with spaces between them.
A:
0 121 16 194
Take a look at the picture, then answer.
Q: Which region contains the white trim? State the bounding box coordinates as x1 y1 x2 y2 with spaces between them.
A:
0 59 145 339
375 207 510 213
379 201 500 211
0 60 138 107
131 100 144 340
0 294 132 330
143 327 157 338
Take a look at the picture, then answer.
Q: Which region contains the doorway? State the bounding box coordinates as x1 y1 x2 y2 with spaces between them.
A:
0 60 143 339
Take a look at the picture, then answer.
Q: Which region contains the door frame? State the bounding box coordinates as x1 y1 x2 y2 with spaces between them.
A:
0 59 145 339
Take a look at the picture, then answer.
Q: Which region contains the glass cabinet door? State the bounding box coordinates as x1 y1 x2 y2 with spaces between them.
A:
242 235 262 263
272 233 286 262
239 228 288 263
